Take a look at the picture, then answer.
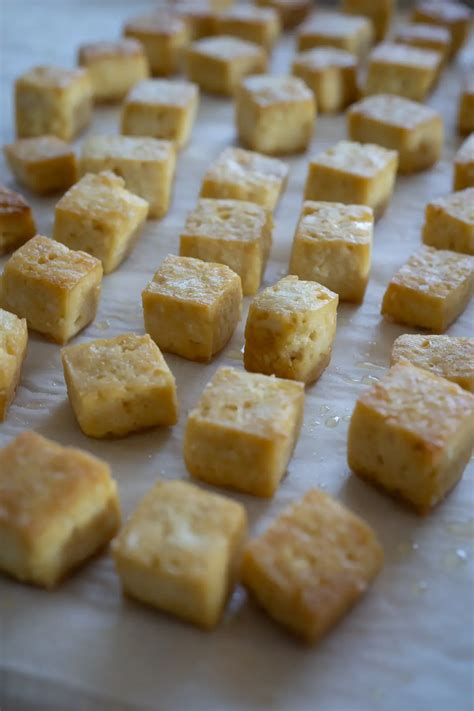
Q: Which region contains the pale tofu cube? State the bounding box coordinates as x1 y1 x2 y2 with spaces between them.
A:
15 66 92 141
200 147 289 211
342 0 393 41
381 246 474 333
53 171 149 274
62 333 178 438
179 198 273 295
391 334 474 393
347 95 444 175
297 12 374 56
123 12 189 76
174 0 219 40
242 489 384 642
235 75 316 156
304 140 398 220
142 254 242 362
454 134 474 191
78 39 149 103
217 6 281 50
394 23 450 70
289 201 373 303
364 43 441 102
121 79 199 149
184 366 305 496
348 363 474 514
244 275 338 383
0 235 103 344
0 431 120 588
0 309 28 421
422 188 474 255
0 186 36 255
4 136 77 195
412 1 472 58
291 47 358 113
255 0 311 30
457 77 474 136
80 135 176 219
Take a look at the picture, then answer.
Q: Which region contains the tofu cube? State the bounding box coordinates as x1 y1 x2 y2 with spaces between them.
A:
289 201 373 303
142 254 242 362
255 0 311 30
242 489 384 642
0 235 103 344
53 171 149 274
121 79 199 149
235 75 316 156
200 147 289 211
292 47 358 114
112 480 247 629
0 186 36 255
184 366 305 497
123 12 189 76
297 12 374 56
80 135 176 219
348 363 474 514
304 140 398 220
422 188 474 255
217 6 281 50
78 39 149 103
0 431 120 588
174 0 219 40
342 0 393 42
4 136 77 195
364 43 441 102
391 334 474 393
412 1 472 58
0 309 28 421
62 333 178 438
457 77 474 136
394 23 450 70
347 95 444 175
381 246 474 333
454 134 474 191
179 198 273 295
244 275 338 383
15 66 92 141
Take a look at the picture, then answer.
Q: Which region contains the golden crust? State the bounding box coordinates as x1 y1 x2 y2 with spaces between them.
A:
78 38 145 62
310 140 397 179
0 185 34 214
124 11 187 37
16 65 90 91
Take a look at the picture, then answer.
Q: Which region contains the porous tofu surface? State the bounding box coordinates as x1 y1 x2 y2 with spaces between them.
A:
0 186 34 218
182 199 269 242
348 94 440 130
456 134 474 165
203 147 289 194
81 135 173 163
252 274 337 314
17 65 89 90
292 46 357 69
4 135 74 163
124 12 187 36
191 35 265 59
79 38 145 61
299 201 373 243
125 79 198 107
300 11 371 38
311 140 397 178
427 188 474 223
388 246 474 298
239 74 314 105
369 42 441 69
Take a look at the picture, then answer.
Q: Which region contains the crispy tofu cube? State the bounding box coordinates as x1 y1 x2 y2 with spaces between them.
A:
142 254 242 362
123 12 189 76
0 235 103 344
364 43 441 102
184 366 305 496
121 79 199 149
0 186 36 255
244 275 338 383
348 363 474 514
454 134 474 191
298 12 374 56
78 39 149 103
394 23 450 70
53 171 148 274
291 47 358 113
185 36 267 96
242 489 384 642
391 334 474 393
342 0 393 42
15 66 92 141
457 77 474 136
304 140 398 220
112 480 247 629
62 333 178 438
200 147 289 211
289 201 373 303
174 0 219 40
347 95 444 175
217 6 280 50
80 135 176 219
255 0 311 30
422 188 474 256
381 246 474 333
0 309 28 421
4 136 77 195
412 1 472 58
235 75 316 156
179 198 273 295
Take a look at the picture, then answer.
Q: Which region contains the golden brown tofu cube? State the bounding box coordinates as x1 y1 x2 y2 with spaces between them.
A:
298 11 374 56
78 39 149 103
393 23 450 71
342 0 394 42
412 1 472 58
457 77 474 136
123 12 189 76
4 136 77 195
0 186 36 255
422 188 474 256
174 0 219 40
217 6 281 50
0 309 28 421
292 47 358 113
255 0 311 30
454 134 474 191
364 43 441 102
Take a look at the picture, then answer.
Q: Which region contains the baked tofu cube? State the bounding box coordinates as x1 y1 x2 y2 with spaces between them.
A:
1 235 102 344
0 431 120 588
348 363 474 514
217 6 281 50
244 275 338 383
391 334 474 393
112 480 247 629
422 188 474 255
0 309 28 421
80 135 176 219
121 79 199 149
174 0 219 40
242 489 384 642
454 134 474 191
381 246 474 332
394 23 450 70
15 66 92 141
0 186 36 255
457 77 474 136
4 136 77 195
142 254 242 362
289 201 373 303
342 0 393 42
123 12 189 76
184 366 305 497
304 140 398 220
78 39 149 103
255 0 311 30
179 198 273 295
364 43 441 102
297 12 374 56
291 47 358 114
200 147 289 211
185 36 267 96
347 95 444 175
412 1 472 58
235 75 316 156
62 333 178 438
53 172 149 274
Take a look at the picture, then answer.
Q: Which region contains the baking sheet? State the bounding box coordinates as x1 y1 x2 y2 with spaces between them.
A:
1 2 473 710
